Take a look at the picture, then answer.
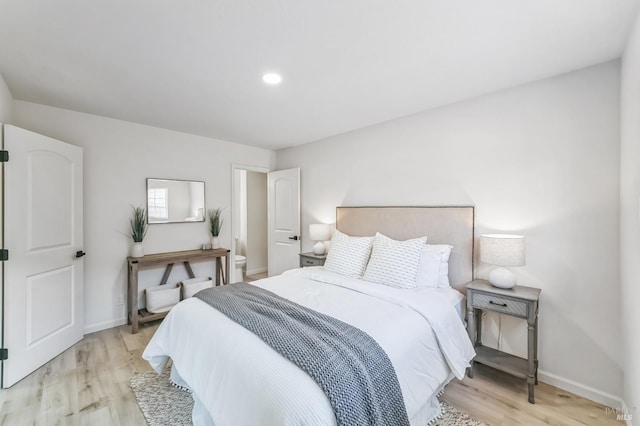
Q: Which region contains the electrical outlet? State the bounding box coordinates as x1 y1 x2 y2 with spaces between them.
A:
116 294 124 305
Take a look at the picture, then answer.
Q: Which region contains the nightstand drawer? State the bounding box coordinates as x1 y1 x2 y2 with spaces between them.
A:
472 293 528 317
299 253 327 267
301 257 323 267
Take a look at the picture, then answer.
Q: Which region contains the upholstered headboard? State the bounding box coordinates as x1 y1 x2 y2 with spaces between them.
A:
336 206 474 292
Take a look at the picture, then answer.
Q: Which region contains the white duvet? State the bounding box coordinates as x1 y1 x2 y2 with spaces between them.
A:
143 267 475 426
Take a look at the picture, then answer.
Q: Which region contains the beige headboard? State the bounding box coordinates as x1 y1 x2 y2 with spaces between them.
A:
336 206 474 292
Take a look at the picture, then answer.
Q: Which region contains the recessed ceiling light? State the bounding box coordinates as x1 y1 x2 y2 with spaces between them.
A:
262 73 282 85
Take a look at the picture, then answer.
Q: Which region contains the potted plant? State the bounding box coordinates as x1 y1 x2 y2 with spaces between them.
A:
207 208 223 249
130 206 148 257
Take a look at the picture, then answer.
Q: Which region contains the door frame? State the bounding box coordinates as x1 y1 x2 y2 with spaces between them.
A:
1 124 5 385
230 163 271 282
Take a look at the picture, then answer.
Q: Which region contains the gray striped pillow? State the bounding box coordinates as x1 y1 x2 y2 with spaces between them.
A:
363 232 427 289
323 230 373 277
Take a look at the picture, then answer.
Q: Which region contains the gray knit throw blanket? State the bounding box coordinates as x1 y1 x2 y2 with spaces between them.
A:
195 283 410 426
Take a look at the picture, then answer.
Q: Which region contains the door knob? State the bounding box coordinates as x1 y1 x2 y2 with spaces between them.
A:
75 251 86 258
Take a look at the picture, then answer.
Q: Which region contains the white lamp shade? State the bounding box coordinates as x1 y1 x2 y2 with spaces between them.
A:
309 224 331 242
480 234 526 267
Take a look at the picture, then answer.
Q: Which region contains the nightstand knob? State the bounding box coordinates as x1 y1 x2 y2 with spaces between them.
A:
489 301 508 307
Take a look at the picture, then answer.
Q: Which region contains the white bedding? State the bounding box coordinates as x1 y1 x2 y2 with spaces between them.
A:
143 267 475 426
432 287 466 320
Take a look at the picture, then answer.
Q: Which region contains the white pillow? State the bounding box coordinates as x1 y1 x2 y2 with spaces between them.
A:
363 232 427 289
323 230 373 278
415 244 453 288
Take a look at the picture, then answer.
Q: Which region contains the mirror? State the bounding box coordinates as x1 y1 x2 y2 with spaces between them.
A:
147 178 205 224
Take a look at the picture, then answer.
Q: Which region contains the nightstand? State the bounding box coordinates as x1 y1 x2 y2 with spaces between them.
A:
466 279 541 403
299 252 326 267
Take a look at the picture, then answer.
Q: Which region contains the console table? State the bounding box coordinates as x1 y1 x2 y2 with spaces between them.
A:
127 248 230 334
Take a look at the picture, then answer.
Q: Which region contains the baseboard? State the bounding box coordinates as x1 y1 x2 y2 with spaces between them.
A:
83 317 127 335
246 266 267 276
538 369 624 410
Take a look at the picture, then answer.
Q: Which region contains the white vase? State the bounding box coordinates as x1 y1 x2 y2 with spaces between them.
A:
131 242 144 258
211 236 220 249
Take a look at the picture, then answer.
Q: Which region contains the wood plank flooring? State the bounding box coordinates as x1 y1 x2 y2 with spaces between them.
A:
245 272 268 282
0 323 157 425
442 365 623 425
0 320 623 425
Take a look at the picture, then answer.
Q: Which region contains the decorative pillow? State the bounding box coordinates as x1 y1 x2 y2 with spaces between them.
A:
323 230 374 278
415 244 453 288
363 232 427 289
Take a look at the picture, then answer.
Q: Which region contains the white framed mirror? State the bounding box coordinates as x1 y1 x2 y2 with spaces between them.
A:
147 178 205 224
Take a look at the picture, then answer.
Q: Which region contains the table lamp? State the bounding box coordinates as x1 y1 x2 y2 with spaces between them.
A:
480 234 525 289
309 224 331 255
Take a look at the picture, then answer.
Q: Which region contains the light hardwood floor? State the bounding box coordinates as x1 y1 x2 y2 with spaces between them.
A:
245 272 268 282
0 320 623 426
0 323 157 425
442 364 623 425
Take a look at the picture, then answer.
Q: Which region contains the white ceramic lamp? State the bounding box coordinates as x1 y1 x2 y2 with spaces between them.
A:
309 224 331 255
480 234 526 289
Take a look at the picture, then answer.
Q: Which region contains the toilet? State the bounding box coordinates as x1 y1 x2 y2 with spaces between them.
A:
235 254 247 282
234 238 247 282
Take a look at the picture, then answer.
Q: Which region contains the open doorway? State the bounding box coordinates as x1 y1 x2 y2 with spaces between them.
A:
231 165 269 283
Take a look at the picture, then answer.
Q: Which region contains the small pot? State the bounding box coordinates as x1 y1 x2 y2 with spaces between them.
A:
211 236 220 249
131 242 144 258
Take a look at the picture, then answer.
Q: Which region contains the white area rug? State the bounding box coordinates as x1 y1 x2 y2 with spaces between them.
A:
130 369 485 426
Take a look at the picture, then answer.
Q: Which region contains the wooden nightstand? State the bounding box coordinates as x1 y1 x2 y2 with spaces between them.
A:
466 279 541 403
299 252 326 267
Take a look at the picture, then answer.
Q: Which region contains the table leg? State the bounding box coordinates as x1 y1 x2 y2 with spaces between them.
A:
534 314 539 385
127 263 132 325
130 262 139 334
475 309 483 346
467 306 476 378
216 258 221 286
527 321 536 403
224 253 230 284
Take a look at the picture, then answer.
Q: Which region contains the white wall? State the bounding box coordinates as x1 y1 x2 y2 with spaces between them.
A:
0 73 13 124
246 171 268 274
13 101 275 333
277 61 622 406
621 9 640 424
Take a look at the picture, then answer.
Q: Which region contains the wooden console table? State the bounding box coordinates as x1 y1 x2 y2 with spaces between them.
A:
127 248 230 334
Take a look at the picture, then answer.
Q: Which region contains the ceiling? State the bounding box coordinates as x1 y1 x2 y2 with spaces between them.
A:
0 1 638 150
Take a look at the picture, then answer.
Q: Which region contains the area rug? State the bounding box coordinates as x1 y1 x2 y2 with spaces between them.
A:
130 370 485 426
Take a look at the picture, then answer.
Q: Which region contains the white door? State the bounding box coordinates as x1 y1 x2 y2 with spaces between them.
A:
268 168 300 276
2 125 84 387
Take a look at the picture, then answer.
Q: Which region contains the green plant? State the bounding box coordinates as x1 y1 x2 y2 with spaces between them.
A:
130 206 148 242
207 208 223 237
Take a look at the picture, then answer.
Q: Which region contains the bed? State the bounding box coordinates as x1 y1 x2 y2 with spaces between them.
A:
143 206 476 425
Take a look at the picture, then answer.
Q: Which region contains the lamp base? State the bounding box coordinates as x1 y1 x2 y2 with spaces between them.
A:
312 241 326 255
488 267 517 289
